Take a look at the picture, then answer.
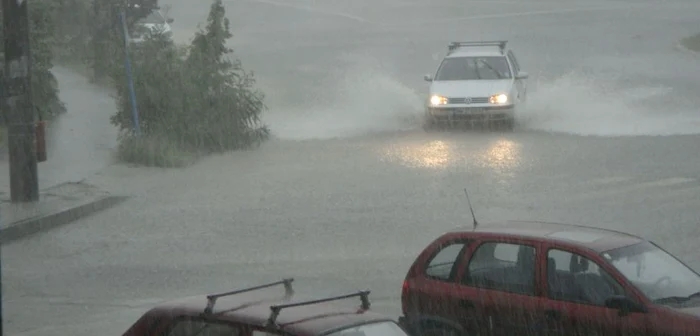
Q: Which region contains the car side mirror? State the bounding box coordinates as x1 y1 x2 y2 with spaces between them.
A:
424 74 433 82
604 295 647 316
516 71 528 79
166 18 174 24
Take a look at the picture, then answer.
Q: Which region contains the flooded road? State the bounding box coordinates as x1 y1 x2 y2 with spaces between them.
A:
4 0 700 334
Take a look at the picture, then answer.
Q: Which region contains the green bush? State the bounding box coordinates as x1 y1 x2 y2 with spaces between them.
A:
116 134 193 167
681 33 700 52
109 0 269 167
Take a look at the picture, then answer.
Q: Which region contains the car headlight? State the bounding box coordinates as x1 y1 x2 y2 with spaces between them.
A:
430 95 448 106
489 93 508 104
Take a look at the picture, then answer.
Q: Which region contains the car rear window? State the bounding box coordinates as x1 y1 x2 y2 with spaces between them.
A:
325 321 408 336
164 318 242 336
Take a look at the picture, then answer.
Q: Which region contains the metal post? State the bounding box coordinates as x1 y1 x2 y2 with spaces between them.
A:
3 0 39 203
93 0 105 80
119 10 140 135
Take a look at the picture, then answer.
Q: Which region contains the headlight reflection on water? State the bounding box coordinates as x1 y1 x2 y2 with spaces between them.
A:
379 140 454 169
377 138 523 174
475 138 522 177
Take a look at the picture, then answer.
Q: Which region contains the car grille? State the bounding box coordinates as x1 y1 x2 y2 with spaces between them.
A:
447 97 489 104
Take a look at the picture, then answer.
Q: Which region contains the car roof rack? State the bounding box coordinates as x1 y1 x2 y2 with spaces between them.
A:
266 290 371 327
204 278 294 314
448 40 507 55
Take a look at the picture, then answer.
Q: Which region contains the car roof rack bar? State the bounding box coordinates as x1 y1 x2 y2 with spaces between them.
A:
266 290 371 327
204 278 294 314
448 40 507 54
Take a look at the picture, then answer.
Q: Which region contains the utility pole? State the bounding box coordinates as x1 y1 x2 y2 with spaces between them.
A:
3 0 39 203
0 209 3 336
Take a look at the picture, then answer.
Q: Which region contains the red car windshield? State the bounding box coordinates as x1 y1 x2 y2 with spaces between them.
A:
602 241 700 303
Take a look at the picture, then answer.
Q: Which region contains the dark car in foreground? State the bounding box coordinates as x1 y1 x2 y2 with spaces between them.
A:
399 220 700 336
122 278 410 336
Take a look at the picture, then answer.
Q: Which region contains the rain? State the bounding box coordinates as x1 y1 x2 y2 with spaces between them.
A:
2 0 700 335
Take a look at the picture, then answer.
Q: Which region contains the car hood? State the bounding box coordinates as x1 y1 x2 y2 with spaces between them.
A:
430 79 512 98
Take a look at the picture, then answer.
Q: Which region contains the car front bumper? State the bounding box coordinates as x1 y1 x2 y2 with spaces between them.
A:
427 105 514 122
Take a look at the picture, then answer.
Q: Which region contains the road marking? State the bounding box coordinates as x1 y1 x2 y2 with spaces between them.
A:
616 184 700 209
379 5 644 28
587 176 636 186
569 177 697 203
245 0 366 22
435 6 635 22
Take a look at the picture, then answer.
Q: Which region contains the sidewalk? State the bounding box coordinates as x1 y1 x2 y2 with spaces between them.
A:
0 66 127 244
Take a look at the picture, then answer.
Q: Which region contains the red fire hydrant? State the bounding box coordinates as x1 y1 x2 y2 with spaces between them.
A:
35 120 47 162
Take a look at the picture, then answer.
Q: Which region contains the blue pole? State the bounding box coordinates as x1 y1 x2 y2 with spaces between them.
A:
119 10 141 136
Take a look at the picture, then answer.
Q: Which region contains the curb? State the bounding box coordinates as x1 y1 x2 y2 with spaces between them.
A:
0 195 129 245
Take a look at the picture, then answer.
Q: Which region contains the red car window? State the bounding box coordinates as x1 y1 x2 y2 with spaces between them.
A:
546 248 625 306
423 240 471 282
461 241 537 296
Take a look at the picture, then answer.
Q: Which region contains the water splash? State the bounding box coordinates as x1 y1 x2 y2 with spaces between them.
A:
517 71 700 136
264 54 423 140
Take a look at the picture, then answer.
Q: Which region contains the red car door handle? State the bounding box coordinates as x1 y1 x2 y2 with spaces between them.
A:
545 309 561 320
459 299 475 309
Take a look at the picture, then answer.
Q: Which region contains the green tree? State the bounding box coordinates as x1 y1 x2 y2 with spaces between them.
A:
48 0 94 65
0 0 66 127
180 0 269 150
28 0 66 120
109 28 185 137
109 0 268 167
50 0 162 81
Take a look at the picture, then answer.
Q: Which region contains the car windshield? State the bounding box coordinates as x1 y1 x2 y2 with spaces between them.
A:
602 241 700 303
325 321 408 336
435 56 511 81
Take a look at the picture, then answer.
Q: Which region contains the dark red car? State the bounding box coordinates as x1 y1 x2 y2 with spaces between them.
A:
399 220 700 336
123 278 410 336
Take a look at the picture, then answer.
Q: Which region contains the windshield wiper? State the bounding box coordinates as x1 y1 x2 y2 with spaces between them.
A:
654 291 700 304
470 60 482 79
478 60 504 79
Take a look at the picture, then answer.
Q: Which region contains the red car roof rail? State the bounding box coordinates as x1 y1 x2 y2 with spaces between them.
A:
204 278 295 314
448 40 507 55
266 290 371 327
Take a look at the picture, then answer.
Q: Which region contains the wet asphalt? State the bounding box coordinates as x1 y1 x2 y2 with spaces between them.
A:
3 0 700 334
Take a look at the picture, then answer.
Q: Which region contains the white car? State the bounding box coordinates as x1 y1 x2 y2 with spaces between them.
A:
129 8 173 44
422 41 528 131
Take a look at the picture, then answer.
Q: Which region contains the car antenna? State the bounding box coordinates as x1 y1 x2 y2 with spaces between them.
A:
463 188 479 230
